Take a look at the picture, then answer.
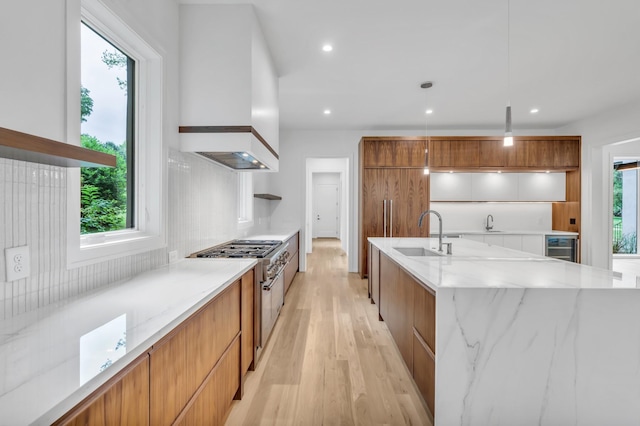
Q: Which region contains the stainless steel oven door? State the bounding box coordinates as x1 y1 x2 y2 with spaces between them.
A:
260 268 285 348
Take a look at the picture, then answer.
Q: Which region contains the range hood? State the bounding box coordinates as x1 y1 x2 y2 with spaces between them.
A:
179 126 279 172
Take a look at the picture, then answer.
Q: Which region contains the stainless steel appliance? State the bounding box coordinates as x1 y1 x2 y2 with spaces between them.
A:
192 239 290 353
545 235 578 262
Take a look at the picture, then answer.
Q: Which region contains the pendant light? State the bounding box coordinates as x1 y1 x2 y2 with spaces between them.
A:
504 0 513 147
421 81 433 174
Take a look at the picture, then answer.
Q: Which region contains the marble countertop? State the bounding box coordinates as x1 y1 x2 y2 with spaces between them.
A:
0 258 257 426
435 229 579 236
369 237 637 292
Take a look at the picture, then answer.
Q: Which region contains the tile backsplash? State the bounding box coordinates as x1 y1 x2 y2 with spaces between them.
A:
0 149 258 319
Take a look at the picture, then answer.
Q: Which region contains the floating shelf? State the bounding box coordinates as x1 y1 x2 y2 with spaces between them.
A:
0 127 116 168
254 193 282 200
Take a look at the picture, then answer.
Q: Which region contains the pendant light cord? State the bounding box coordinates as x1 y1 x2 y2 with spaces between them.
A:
507 0 511 106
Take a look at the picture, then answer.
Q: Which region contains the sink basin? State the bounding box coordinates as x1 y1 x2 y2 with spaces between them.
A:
393 247 444 257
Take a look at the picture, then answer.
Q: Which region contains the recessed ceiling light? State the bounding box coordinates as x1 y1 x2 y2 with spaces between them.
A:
322 44 333 52
324 109 331 115
530 108 539 114
425 109 433 115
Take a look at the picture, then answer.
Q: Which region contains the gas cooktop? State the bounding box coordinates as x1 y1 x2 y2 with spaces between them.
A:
195 239 282 259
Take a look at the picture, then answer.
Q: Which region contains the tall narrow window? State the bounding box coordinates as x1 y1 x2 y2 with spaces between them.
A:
237 173 253 225
80 22 135 234
613 160 639 254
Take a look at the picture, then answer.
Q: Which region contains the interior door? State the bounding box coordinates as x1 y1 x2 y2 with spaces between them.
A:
313 183 340 238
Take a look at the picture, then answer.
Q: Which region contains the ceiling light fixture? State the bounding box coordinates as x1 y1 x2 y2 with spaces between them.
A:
530 108 539 114
322 44 333 52
421 81 433 175
503 0 513 147
324 109 331 115
425 109 433 115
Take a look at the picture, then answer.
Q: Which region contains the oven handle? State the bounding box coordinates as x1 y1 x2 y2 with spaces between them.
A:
262 266 285 291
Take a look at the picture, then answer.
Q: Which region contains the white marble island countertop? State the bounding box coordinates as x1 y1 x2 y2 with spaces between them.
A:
369 237 638 291
369 237 640 425
0 258 256 426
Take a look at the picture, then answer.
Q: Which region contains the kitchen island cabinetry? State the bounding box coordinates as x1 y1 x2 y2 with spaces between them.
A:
54 355 150 426
375 250 436 417
369 237 640 425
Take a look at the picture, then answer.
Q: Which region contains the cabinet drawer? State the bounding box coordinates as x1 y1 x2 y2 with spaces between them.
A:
413 283 435 354
413 332 435 417
284 251 299 295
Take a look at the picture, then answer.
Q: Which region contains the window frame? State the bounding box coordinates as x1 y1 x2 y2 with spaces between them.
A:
66 0 166 268
237 172 254 229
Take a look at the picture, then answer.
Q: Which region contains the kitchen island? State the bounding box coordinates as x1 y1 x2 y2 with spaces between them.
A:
369 237 640 425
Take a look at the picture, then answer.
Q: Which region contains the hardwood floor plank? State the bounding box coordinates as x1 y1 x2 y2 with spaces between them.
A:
225 238 432 426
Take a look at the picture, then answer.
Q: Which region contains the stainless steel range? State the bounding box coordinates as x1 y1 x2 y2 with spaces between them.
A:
192 239 290 354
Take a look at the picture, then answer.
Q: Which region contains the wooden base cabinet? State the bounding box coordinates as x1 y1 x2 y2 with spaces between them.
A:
376 250 436 418
150 281 241 425
55 355 150 426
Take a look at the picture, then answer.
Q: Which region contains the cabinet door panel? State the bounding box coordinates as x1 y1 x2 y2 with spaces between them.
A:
518 173 565 201
361 169 388 276
429 140 450 167
484 235 504 246
363 139 427 167
413 333 435 416
59 356 149 426
554 140 580 168
450 140 479 168
502 235 522 251
413 283 435 354
522 235 544 256
391 169 430 238
370 244 380 305
479 140 516 168
430 173 472 201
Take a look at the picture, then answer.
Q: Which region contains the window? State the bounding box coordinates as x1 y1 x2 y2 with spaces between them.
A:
613 160 639 254
66 0 165 267
237 173 253 227
80 22 134 234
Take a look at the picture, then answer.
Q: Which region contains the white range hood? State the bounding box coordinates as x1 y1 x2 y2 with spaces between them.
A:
179 126 279 172
179 4 279 172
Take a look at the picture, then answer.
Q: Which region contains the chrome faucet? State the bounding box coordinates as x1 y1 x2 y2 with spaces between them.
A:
486 214 494 231
418 209 443 252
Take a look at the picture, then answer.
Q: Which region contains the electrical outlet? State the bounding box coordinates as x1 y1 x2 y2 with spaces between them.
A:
168 250 179 263
5 246 30 281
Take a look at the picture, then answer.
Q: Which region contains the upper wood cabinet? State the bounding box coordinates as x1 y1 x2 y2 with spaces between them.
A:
429 136 580 171
361 137 428 167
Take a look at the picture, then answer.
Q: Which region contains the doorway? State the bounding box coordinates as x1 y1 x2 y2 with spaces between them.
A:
612 157 640 276
304 157 350 271
312 173 340 238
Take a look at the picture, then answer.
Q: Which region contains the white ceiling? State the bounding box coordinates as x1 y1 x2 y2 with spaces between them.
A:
178 0 640 132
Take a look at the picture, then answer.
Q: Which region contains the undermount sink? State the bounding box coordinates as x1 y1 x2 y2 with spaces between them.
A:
393 246 444 257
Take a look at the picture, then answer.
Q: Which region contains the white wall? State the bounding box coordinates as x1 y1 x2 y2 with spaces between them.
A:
558 100 640 268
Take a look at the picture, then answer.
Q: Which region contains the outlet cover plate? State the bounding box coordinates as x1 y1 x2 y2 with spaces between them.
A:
5 246 30 281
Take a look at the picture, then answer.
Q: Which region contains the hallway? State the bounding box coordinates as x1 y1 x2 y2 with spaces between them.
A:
225 238 432 425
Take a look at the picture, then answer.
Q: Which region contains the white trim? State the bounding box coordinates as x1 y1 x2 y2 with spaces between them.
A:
66 0 166 268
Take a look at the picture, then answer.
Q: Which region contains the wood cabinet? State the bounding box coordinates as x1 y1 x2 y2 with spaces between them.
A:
150 280 241 425
369 243 380 305
362 137 427 168
429 136 580 171
379 253 414 370
284 232 299 295
360 137 430 277
55 355 150 426
376 250 436 417
241 268 255 376
174 337 241 426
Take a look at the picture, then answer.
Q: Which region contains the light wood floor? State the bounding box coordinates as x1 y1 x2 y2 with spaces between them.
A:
225 238 432 426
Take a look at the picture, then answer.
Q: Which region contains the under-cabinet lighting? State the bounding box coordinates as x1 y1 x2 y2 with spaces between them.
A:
424 168 430 175
449 171 453 174
545 170 550 173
